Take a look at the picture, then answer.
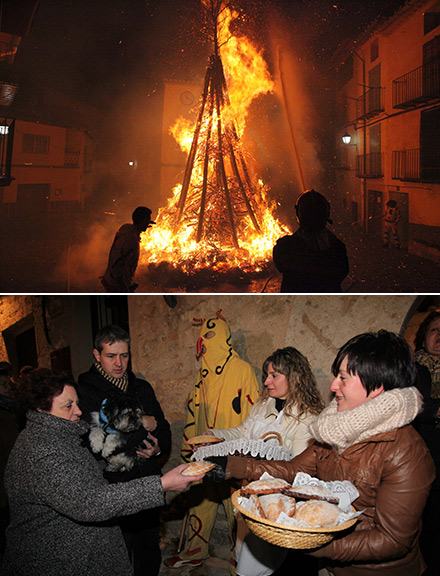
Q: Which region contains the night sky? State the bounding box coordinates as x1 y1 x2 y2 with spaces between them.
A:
13 0 407 112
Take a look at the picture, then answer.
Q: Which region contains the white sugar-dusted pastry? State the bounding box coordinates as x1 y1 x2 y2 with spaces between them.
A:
185 435 224 445
284 483 338 503
181 461 216 476
249 494 266 518
258 493 296 521
241 478 291 495
294 500 341 527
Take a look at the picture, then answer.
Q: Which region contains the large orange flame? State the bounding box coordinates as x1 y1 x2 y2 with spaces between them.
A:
140 5 290 276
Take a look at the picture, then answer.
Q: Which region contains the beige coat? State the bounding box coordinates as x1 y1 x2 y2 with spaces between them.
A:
211 397 316 458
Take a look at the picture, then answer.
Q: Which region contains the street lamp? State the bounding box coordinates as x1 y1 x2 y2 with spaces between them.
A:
342 132 352 145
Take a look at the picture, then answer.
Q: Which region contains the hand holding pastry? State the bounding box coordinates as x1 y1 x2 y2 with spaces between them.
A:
161 464 205 492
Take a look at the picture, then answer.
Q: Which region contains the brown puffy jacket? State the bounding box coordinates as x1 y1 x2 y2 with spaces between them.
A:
227 424 435 576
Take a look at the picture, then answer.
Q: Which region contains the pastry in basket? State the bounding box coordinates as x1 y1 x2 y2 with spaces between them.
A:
283 483 339 504
258 493 296 521
185 435 224 446
181 461 216 476
249 494 266 518
294 500 342 527
241 477 291 495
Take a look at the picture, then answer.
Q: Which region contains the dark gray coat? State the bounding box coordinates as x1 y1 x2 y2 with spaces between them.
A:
1 410 165 576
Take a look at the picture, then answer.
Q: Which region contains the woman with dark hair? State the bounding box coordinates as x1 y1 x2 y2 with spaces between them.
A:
207 331 435 576
413 309 440 576
414 308 440 395
203 347 324 576
1 369 205 576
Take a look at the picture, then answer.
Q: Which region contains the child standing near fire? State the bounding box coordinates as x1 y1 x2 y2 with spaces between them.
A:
164 311 260 573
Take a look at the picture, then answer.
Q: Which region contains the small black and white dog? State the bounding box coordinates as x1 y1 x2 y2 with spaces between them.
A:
89 395 151 473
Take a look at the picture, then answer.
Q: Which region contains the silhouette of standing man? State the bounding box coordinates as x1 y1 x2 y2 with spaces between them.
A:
101 206 155 292
273 189 349 292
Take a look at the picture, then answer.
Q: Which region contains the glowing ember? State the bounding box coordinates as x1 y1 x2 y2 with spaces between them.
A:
140 1 290 276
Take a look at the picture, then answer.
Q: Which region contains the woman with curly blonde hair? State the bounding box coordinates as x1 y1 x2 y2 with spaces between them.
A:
259 346 324 419
203 346 324 576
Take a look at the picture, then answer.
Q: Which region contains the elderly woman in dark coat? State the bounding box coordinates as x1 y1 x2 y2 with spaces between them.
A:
1 369 204 576
413 308 440 576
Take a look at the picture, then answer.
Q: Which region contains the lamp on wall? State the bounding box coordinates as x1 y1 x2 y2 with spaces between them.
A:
342 133 352 145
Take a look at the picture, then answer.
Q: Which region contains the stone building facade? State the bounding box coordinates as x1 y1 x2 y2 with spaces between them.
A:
1 293 438 472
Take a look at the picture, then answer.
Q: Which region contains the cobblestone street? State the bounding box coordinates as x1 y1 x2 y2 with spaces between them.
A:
159 509 231 576
136 223 440 294
1 213 439 293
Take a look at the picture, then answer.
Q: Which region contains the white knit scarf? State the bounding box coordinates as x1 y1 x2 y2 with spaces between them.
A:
309 387 422 453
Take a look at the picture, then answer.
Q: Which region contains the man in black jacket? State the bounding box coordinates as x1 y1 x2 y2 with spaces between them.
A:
77 325 171 576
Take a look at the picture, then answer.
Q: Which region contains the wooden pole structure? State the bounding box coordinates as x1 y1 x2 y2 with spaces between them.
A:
175 0 262 247
213 55 239 248
175 69 211 223
196 82 215 242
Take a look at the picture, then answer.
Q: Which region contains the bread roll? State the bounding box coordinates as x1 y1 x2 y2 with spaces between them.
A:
249 494 266 518
258 493 296 521
294 500 341 527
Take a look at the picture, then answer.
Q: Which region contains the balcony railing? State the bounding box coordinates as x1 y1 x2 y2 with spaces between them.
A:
356 152 383 178
393 59 440 108
355 87 385 121
392 149 420 181
64 152 80 167
392 146 440 183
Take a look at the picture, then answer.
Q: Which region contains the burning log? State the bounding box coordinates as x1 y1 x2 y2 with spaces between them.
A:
175 43 261 249
139 0 289 281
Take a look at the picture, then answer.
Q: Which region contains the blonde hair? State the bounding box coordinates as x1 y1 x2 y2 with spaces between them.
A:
259 347 324 418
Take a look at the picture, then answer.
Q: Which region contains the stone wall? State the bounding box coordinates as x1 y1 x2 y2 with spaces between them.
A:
0 296 93 378
1 293 434 470
0 296 35 365
126 294 419 470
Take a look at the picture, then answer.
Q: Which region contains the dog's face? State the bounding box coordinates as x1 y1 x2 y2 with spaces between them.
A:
102 396 144 433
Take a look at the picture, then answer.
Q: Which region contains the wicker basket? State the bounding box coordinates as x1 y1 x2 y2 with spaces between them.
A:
231 490 358 550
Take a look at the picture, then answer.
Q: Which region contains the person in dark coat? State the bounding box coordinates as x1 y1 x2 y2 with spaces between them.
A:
273 189 349 293
1 369 203 576
0 362 20 558
101 205 155 293
412 308 440 576
77 325 171 576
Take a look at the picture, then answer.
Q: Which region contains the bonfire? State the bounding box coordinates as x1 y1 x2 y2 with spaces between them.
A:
139 0 290 285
